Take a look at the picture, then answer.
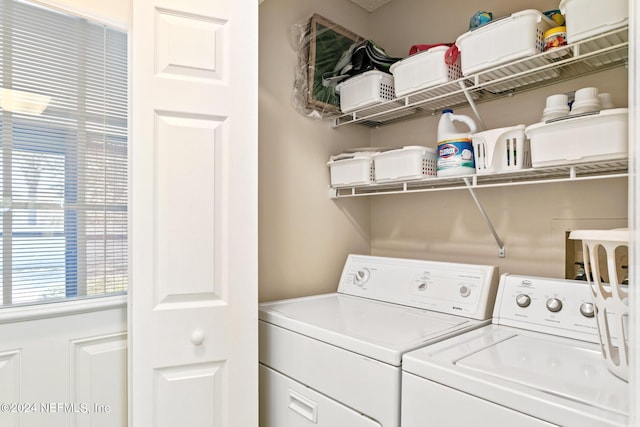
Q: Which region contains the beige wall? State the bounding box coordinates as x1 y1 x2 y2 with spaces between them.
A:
258 0 629 301
366 0 629 278
258 0 372 302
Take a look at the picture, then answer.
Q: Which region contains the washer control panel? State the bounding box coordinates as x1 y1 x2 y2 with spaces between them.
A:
493 274 599 342
337 254 499 320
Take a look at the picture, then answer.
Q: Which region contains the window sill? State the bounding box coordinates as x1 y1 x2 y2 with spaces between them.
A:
0 294 127 324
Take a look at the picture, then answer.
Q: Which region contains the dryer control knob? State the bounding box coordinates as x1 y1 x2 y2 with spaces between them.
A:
354 269 370 287
459 286 471 297
516 294 531 308
546 297 563 313
580 302 595 318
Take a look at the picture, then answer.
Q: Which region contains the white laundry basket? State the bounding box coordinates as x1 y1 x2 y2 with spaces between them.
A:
327 151 377 187
373 146 437 182
337 71 395 113
569 228 629 381
472 125 530 174
390 46 462 97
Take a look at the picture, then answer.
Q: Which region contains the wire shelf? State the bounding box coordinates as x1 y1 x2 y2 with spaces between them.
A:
329 159 628 198
331 27 629 128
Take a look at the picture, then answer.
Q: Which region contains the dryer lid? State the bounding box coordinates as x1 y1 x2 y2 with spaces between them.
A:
259 293 486 366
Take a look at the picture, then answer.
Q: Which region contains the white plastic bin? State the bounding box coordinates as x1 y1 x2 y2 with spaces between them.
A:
472 125 530 174
455 9 555 75
337 71 395 113
327 152 377 187
525 108 628 167
560 0 628 43
390 46 462 97
373 146 437 182
569 228 629 381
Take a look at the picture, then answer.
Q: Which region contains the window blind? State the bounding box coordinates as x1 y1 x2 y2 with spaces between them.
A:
0 0 128 307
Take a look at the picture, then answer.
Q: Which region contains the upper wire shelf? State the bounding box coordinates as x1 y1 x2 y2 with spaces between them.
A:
331 26 629 128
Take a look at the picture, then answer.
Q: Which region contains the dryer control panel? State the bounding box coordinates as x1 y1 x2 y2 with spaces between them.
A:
337 254 499 320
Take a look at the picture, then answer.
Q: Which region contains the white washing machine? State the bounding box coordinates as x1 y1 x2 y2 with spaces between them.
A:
259 254 499 427
402 274 629 427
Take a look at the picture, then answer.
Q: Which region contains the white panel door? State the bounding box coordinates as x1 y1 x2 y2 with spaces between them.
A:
129 0 258 425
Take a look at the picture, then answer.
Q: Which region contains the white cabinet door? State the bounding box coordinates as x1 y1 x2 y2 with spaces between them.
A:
129 0 258 425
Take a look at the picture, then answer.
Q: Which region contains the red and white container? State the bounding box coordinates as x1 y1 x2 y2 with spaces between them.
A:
390 46 462 97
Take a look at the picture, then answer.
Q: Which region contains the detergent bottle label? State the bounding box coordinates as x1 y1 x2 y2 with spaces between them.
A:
437 138 475 172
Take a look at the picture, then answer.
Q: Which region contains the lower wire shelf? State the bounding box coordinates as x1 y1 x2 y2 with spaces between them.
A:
329 159 628 198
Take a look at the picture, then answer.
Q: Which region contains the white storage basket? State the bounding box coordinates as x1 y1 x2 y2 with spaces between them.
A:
327 152 377 187
390 46 462 97
455 9 555 76
472 125 530 174
337 71 395 113
560 0 628 43
569 228 629 381
373 146 437 183
525 108 628 168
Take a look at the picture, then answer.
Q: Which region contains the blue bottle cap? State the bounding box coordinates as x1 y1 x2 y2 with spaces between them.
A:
442 109 453 114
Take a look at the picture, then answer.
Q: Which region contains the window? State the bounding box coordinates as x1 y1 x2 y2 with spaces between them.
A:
0 0 128 307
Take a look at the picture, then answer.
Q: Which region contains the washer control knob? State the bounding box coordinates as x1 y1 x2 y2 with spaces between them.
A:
354 269 370 286
580 302 595 318
417 282 428 291
459 286 471 297
546 297 563 313
516 294 531 308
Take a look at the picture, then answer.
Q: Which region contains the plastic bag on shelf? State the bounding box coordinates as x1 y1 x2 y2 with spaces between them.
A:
291 13 400 119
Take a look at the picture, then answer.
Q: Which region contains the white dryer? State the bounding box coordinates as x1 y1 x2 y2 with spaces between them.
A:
259 254 499 427
402 274 629 427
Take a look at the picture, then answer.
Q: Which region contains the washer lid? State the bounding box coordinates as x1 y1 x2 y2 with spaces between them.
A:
259 293 486 366
403 325 629 427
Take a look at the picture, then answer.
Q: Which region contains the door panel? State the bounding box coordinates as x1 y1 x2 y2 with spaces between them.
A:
130 0 258 425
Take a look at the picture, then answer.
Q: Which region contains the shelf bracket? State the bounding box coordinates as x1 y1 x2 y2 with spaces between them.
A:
458 81 487 131
463 177 506 258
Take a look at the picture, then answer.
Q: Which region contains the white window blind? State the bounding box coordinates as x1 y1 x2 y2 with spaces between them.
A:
0 0 128 307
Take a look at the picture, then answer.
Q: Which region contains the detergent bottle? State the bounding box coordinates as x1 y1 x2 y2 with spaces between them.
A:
436 109 478 177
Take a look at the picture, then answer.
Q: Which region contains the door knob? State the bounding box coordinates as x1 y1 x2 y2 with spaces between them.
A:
191 329 205 345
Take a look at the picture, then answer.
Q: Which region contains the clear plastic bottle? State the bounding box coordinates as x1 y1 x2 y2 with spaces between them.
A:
436 109 478 177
